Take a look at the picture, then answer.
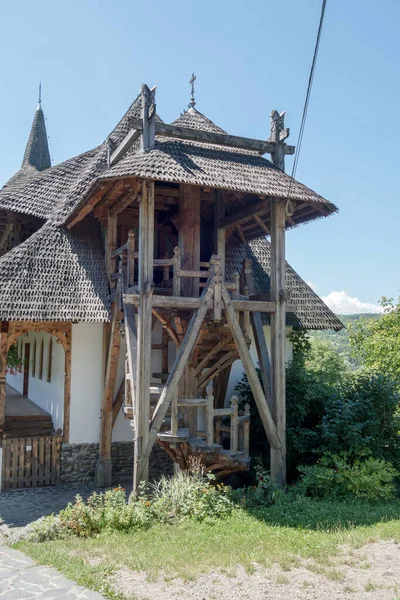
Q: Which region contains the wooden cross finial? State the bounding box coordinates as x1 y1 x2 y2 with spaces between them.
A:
189 73 196 109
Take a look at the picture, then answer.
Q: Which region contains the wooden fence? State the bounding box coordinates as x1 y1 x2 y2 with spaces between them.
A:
1 435 62 490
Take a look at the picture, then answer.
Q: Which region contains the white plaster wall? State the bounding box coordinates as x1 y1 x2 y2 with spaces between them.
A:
225 326 293 403
6 331 65 431
69 323 104 443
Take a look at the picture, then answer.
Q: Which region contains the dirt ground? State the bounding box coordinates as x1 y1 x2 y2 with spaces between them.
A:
112 540 400 600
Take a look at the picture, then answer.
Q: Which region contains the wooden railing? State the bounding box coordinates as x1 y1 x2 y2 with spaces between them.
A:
176 386 250 459
110 230 242 299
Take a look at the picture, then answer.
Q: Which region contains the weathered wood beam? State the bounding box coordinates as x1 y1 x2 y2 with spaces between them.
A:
125 293 296 313
109 191 138 218
221 286 280 450
134 180 155 488
270 199 287 486
130 118 295 156
109 129 141 167
66 182 115 229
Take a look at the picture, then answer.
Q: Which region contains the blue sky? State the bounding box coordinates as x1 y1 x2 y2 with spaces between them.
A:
1 0 399 312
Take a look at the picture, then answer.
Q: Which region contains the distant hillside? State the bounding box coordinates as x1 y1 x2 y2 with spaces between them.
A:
308 313 380 369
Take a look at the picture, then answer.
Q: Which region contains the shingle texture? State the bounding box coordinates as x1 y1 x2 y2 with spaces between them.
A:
0 219 109 322
21 104 51 172
226 238 343 331
0 95 340 327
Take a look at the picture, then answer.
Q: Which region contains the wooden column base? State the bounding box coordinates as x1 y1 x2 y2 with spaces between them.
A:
95 456 112 487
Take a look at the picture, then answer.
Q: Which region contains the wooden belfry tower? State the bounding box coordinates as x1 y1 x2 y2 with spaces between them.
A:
67 83 335 491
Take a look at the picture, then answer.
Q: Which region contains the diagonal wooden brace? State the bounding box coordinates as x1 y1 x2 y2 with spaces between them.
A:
221 286 281 450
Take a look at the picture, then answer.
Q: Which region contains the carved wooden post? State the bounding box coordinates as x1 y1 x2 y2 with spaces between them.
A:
243 402 250 458
230 395 239 455
215 190 226 281
141 84 156 152
270 110 286 171
270 198 286 486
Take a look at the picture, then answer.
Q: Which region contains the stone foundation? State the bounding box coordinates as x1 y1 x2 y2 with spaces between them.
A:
60 441 173 484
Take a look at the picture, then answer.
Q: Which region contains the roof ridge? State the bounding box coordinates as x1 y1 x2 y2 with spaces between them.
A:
21 103 51 172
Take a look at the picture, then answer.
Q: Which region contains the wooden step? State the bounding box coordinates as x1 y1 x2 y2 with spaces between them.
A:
157 428 190 443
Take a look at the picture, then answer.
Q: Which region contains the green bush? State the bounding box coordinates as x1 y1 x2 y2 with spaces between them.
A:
150 470 235 523
232 457 283 508
297 454 397 502
322 369 400 467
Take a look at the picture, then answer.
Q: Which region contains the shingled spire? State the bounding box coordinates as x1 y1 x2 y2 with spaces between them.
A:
21 91 51 172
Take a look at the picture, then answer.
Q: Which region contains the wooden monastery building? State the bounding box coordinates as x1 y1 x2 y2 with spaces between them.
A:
0 83 342 491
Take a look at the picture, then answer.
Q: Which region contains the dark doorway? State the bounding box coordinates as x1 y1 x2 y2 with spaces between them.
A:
23 343 30 396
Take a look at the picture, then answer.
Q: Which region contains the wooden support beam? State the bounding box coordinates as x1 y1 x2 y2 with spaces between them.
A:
179 184 200 297
95 300 121 487
134 180 155 488
135 271 215 488
112 380 125 427
270 199 287 486
0 322 8 437
109 191 138 217
130 118 295 156
243 259 273 412
221 286 280 450
66 181 115 229
63 342 72 443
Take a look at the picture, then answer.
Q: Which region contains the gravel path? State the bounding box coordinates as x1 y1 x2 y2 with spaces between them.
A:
112 540 400 600
0 545 105 599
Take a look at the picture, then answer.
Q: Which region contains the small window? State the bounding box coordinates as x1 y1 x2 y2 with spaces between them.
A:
38 337 44 380
32 339 37 377
47 336 53 383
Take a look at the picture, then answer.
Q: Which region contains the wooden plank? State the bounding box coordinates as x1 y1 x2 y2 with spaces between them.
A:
110 191 138 217
141 85 156 151
45 436 51 485
51 436 58 485
131 118 295 156
56 437 62 485
135 270 215 487
3 439 10 490
270 199 287 486
39 437 44 486
32 438 38 487
22 438 29 487
63 341 72 443
193 338 228 377
221 286 280 449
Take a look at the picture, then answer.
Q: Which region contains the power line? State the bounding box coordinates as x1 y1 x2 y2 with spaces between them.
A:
287 0 327 205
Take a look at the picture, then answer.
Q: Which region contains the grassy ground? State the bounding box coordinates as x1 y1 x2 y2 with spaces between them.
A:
15 496 400 599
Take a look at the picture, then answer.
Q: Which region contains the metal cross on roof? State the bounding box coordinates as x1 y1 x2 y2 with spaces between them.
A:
189 73 196 109
38 82 42 105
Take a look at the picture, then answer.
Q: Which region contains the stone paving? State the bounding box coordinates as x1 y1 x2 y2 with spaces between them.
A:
0 545 106 599
0 482 132 533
